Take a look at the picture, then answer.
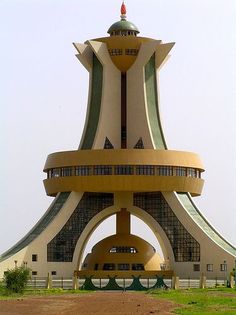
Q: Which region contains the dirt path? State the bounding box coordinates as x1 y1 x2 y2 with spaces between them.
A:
0 292 178 315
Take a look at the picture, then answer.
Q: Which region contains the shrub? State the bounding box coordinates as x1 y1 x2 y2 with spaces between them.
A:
3 267 30 293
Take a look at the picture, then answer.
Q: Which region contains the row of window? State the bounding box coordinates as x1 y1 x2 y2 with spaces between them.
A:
102 263 144 271
32 270 57 276
110 30 137 36
194 264 228 272
28 263 228 276
108 48 139 56
47 165 201 179
109 246 137 253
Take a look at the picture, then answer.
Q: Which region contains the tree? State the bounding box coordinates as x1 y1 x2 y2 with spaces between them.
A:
3 267 30 293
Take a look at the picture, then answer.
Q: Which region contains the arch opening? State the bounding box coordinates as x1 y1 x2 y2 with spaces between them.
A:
80 212 167 272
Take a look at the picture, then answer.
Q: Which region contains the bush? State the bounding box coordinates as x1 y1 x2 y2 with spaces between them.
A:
3 267 30 293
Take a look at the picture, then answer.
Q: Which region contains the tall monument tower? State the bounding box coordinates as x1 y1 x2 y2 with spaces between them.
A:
0 3 235 280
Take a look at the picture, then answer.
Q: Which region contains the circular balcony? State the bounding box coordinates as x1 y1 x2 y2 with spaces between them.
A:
43 149 204 196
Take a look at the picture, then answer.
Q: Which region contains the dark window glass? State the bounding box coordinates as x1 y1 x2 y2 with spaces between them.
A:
207 264 213 272
51 271 57 275
134 192 200 262
103 263 115 270
32 271 37 276
109 48 122 56
175 167 186 176
61 167 72 177
193 264 200 272
220 263 227 271
132 264 144 270
52 168 60 177
157 166 173 176
136 165 154 175
75 166 90 176
32 254 38 262
109 246 137 253
188 168 196 177
115 165 133 175
94 165 112 175
118 263 129 270
47 193 114 262
125 49 139 55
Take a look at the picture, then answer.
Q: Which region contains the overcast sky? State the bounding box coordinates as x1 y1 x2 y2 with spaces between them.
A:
0 0 236 256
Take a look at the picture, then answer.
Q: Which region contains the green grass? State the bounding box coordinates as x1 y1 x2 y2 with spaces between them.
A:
0 283 90 300
149 288 236 315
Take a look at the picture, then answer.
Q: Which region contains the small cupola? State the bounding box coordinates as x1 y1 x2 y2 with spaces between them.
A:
107 2 140 37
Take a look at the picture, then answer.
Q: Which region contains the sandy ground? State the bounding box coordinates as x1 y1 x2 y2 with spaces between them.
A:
0 292 178 315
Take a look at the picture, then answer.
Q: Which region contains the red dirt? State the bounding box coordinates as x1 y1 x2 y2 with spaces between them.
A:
0 292 178 315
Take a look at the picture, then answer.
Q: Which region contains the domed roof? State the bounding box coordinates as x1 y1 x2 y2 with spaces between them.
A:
107 19 139 34
107 2 139 35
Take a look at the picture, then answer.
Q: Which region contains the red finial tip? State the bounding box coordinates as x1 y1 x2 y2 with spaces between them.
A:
121 2 126 16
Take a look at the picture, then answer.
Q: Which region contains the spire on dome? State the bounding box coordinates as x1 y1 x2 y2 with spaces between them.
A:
107 2 139 36
120 2 127 20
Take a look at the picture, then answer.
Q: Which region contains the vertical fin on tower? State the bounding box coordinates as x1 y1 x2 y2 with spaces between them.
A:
134 137 144 149
144 54 167 149
104 137 114 149
80 54 103 150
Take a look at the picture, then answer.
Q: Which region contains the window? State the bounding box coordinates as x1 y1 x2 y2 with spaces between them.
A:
94 263 99 270
134 192 200 262
32 271 37 276
175 167 187 176
115 165 133 175
220 263 227 271
109 48 122 56
51 271 57 275
118 263 129 270
32 254 38 262
132 264 144 271
157 166 173 176
109 246 137 253
47 193 114 262
103 263 115 270
52 168 60 177
160 263 167 270
94 165 112 175
125 49 139 56
136 165 154 175
188 168 196 177
193 264 200 272
75 166 90 176
61 167 72 177
207 264 213 272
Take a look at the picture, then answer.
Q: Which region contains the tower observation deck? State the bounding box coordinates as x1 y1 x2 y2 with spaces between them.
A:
0 3 235 281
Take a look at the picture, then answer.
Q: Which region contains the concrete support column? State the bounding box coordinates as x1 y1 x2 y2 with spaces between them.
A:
229 275 234 288
199 273 206 289
171 275 179 289
73 275 78 290
46 273 52 289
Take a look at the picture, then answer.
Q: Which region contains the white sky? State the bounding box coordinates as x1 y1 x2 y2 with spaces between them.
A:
0 0 236 256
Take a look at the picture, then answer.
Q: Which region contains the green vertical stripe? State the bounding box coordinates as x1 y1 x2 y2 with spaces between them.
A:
81 54 103 149
145 54 167 149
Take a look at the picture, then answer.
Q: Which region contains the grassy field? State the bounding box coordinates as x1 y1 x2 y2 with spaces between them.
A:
150 287 236 315
1 281 236 314
0 283 89 300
